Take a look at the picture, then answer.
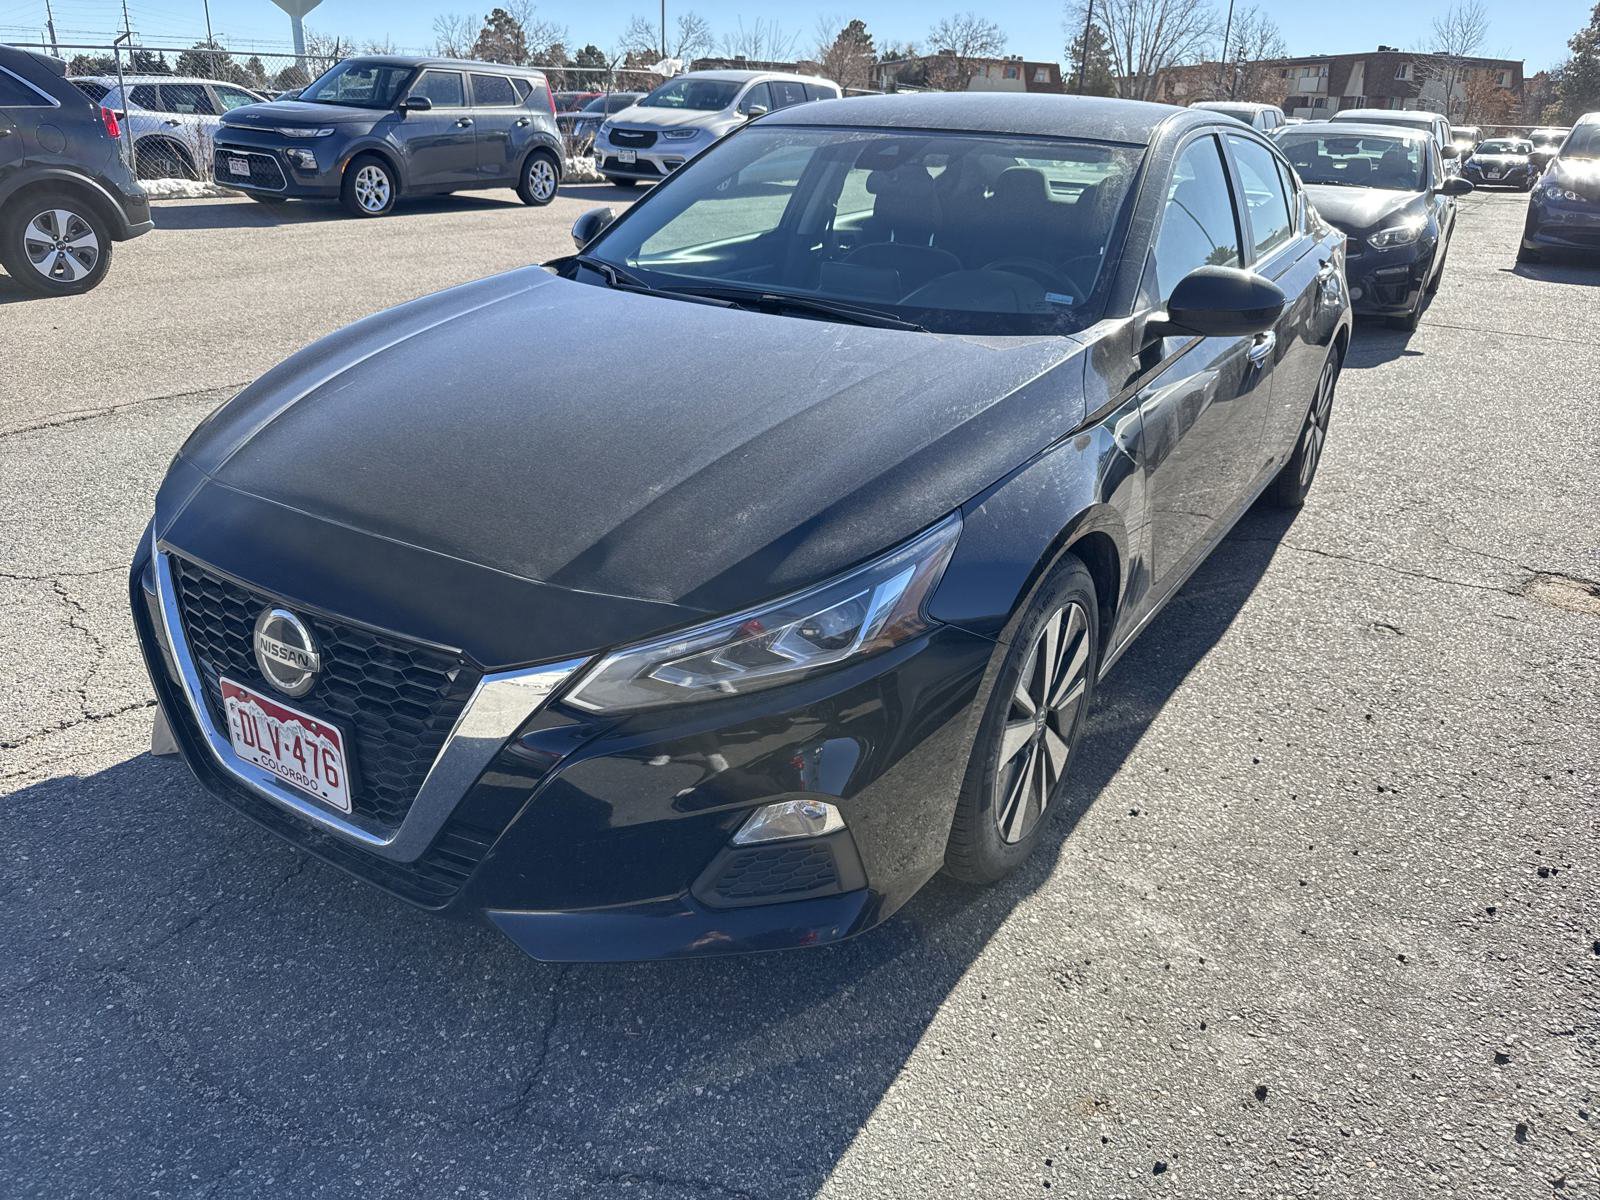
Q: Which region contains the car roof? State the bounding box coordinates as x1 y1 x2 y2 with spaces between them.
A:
672 69 833 85
1192 100 1276 111
762 91 1203 145
1279 120 1431 141
340 54 544 74
71 74 255 86
1332 108 1443 123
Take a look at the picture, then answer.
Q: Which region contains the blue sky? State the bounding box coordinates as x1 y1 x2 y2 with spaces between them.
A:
0 0 1581 72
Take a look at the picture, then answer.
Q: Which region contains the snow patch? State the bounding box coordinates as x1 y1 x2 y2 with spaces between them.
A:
140 177 242 200
565 154 604 184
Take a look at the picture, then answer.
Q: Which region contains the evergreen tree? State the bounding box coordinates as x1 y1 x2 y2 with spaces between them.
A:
1066 21 1116 96
473 8 530 66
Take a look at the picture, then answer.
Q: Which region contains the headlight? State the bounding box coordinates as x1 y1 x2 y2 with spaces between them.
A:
1543 185 1581 202
1368 218 1425 249
661 127 700 140
563 515 963 712
283 147 317 169
272 126 334 137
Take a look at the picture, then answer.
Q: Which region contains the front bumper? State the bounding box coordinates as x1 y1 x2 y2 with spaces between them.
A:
1342 243 1429 317
592 130 709 182
130 529 995 960
1463 165 1536 188
1524 198 1600 254
213 129 344 198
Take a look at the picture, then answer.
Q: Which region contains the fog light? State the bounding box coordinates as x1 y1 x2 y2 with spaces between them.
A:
283 148 317 170
732 799 844 845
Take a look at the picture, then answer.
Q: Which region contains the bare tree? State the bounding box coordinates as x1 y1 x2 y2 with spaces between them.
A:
1071 0 1216 101
1211 5 1286 101
1416 0 1490 118
923 12 1006 90
621 10 714 63
720 17 802 63
433 12 476 58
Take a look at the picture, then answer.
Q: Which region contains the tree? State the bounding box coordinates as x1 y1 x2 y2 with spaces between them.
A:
622 10 714 63
923 12 1006 90
243 56 268 89
1415 0 1490 119
1211 6 1286 102
1461 70 1514 124
1557 3 1600 120
1070 0 1215 101
68 52 116 75
474 8 530 65
1066 19 1116 95
570 43 610 89
720 17 801 63
815 18 876 91
433 13 476 59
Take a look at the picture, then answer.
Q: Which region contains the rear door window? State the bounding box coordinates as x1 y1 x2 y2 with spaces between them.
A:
768 80 808 110
128 84 161 111
159 83 217 115
410 70 465 108
737 82 772 115
471 73 517 107
72 80 110 103
0 68 52 107
213 85 260 111
1226 134 1294 260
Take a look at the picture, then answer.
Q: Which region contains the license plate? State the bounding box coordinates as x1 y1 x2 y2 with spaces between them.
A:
228 156 251 177
221 677 351 812
1487 170 1502 178
617 149 636 165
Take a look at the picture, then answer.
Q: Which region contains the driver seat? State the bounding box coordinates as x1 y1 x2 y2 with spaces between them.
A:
843 165 962 293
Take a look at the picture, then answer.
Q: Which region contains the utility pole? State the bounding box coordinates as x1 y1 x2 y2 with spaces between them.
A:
43 0 58 56
660 0 666 59
1219 0 1237 99
1075 0 1094 95
202 0 216 77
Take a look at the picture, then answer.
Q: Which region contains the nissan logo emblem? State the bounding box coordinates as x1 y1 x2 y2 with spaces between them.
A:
253 607 320 698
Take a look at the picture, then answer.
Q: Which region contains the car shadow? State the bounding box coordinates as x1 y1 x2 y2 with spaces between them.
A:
1501 259 1600 286
151 192 528 231
5 507 1297 1193
559 181 647 203
1342 319 1426 369
0 272 38 304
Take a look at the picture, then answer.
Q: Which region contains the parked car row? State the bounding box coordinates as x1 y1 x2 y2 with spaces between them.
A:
68 74 268 179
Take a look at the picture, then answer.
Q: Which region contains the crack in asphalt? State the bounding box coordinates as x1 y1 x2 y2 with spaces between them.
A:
475 963 571 1128
0 381 244 441
1250 539 1533 596
0 698 156 755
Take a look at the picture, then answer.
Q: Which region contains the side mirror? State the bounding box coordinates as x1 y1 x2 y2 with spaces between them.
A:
400 95 432 113
1161 266 1287 338
1440 176 1474 196
1440 144 1459 160
571 205 616 249
743 104 768 120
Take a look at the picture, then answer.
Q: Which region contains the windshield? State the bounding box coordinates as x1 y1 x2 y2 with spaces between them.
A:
298 60 412 109
1280 133 1425 191
1476 140 1531 155
1560 125 1600 158
581 126 1141 335
639 78 741 111
554 92 592 112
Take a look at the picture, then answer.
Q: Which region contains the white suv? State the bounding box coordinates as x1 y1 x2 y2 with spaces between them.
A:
69 75 267 179
593 69 840 187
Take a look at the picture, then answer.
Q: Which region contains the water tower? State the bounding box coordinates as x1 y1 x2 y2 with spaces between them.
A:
270 0 323 66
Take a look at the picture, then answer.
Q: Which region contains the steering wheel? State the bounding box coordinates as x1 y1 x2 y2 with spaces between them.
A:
983 257 1093 303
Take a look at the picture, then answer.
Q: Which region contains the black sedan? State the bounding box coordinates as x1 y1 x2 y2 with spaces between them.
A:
1278 122 1472 330
132 94 1351 961
1461 137 1539 190
1521 116 1600 261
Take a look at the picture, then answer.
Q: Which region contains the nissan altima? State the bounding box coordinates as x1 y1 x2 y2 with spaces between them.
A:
1277 121 1472 330
131 94 1351 961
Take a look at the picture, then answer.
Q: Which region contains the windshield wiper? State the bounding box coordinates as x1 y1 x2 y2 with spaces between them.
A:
571 255 737 308
667 285 931 332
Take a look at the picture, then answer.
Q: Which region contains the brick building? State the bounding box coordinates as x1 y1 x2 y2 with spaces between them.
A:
875 53 1064 95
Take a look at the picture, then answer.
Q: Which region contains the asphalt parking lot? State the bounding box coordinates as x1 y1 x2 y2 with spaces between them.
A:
2 186 1596 1199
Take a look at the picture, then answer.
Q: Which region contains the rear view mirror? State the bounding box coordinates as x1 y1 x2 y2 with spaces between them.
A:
400 95 433 113
572 205 616 249
1162 266 1287 337
1440 176 1475 196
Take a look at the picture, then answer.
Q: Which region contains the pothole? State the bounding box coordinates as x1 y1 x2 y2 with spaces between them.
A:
1522 573 1600 617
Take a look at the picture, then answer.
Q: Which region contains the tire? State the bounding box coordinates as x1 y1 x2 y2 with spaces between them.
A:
0 192 113 297
605 176 639 190
133 138 196 181
340 155 397 217
945 555 1100 885
517 150 560 206
1265 343 1342 509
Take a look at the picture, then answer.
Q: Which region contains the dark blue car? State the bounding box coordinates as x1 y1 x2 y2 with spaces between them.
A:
212 55 565 217
1522 115 1600 261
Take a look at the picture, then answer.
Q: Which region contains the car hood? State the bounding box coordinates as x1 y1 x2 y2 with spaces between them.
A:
167 269 1085 633
222 100 378 127
1549 156 1600 200
607 104 731 131
1304 185 1422 233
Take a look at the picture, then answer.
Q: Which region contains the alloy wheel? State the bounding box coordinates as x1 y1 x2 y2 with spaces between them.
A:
1298 357 1337 489
528 158 557 201
23 208 100 284
353 165 392 213
995 601 1091 844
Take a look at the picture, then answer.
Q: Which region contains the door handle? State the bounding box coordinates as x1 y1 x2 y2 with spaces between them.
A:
455 117 474 127
164 118 181 126
1247 331 1276 365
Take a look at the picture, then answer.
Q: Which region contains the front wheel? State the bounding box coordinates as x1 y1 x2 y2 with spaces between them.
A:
340 156 397 217
1265 344 1341 509
517 150 560 206
0 193 113 296
945 555 1100 885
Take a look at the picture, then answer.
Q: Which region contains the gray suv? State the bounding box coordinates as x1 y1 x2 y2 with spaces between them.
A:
0 43 152 296
212 55 565 217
